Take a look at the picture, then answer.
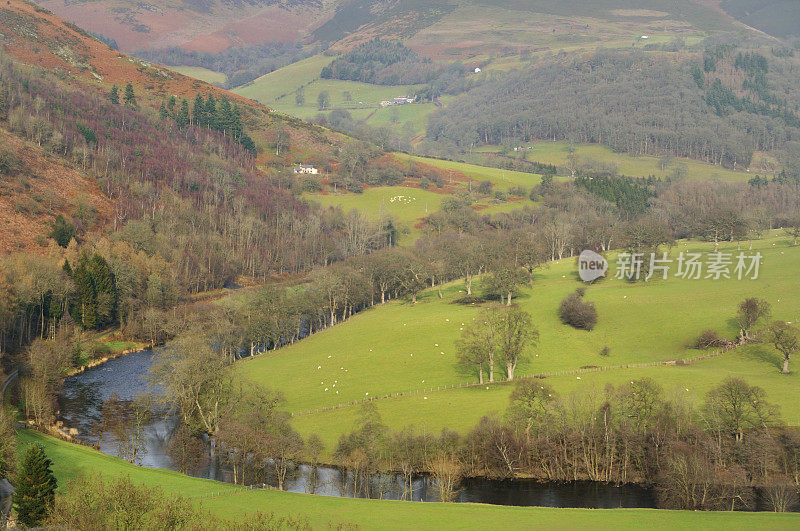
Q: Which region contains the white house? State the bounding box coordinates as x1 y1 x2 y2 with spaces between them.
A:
380 96 416 107
293 164 319 174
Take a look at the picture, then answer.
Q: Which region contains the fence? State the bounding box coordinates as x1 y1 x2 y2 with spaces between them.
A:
291 341 743 418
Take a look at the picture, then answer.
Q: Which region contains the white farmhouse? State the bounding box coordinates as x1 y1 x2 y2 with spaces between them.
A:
293 164 319 175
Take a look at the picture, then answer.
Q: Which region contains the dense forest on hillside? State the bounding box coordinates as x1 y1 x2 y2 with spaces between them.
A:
321 39 454 85
427 50 800 170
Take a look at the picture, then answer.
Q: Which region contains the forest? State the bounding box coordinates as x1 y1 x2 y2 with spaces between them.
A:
426 50 800 170
321 39 453 86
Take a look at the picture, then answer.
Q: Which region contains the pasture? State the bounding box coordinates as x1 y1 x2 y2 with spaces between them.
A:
238 234 800 448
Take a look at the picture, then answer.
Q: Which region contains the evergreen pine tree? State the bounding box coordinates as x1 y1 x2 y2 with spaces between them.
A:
159 101 168 120
123 83 137 109
88 253 117 327
109 85 119 105
218 97 233 136
167 95 176 112
204 94 217 130
176 99 190 128
49 214 76 248
73 257 97 329
192 94 206 127
230 104 243 140
14 444 57 528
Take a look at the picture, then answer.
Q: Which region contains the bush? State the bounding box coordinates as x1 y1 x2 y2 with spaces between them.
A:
559 291 598 330
452 295 485 305
693 329 731 349
0 149 22 175
301 175 322 193
599 345 610 357
477 180 493 194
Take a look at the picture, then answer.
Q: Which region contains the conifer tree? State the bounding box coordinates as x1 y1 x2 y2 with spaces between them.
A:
218 97 233 136
14 444 57 528
204 94 217 130
88 254 117 327
192 94 206 127
123 83 137 109
176 99 190 128
109 85 119 105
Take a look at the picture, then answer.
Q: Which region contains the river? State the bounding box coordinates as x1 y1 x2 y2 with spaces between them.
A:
58 349 659 507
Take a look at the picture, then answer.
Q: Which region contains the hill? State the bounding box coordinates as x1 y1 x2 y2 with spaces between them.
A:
17 430 800 528
237 233 800 448
720 0 800 40
33 0 322 53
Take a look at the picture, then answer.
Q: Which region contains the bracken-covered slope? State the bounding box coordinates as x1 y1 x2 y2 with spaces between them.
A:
0 0 342 161
33 0 325 53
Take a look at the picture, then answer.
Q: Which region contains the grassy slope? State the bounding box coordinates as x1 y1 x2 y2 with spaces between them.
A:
476 142 757 182
233 54 422 122
305 185 526 244
18 431 800 529
238 234 800 448
393 153 543 189
167 66 227 86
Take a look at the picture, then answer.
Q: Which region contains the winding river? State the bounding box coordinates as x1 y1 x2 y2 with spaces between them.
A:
58 349 659 507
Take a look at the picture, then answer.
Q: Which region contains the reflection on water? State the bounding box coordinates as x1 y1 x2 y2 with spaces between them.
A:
58 350 657 508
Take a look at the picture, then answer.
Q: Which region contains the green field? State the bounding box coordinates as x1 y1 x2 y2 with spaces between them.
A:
233 54 423 123
238 233 800 448
169 66 227 86
394 153 543 190
476 141 761 182
18 430 800 529
305 185 527 243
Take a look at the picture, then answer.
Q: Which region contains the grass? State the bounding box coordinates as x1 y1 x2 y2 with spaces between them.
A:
304 185 527 244
17 430 800 529
238 233 800 448
393 153 543 189
168 66 227 86
477 141 763 182
233 54 422 122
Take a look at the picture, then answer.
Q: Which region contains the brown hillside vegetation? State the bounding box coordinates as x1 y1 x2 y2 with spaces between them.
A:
0 128 112 254
0 0 344 162
34 0 322 52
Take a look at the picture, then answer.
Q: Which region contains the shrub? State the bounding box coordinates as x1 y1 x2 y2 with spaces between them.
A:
599 345 611 357
693 329 731 349
452 295 485 305
301 175 321 193
0 149 22 175
559 291 598 330
477 180 493 194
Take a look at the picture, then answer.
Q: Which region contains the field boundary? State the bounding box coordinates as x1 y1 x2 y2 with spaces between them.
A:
291 342 741 417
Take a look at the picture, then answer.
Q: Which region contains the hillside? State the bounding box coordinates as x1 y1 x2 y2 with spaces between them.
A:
18 430 800 528
720 0 800 40
0 127 112 254
237 233 800 448
34 0 323 53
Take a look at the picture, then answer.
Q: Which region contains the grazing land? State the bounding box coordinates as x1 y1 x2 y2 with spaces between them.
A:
476 142 767 182
238 233 800 448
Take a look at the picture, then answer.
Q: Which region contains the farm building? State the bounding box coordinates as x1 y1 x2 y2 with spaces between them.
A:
380 97 416 107
293 164 319 174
